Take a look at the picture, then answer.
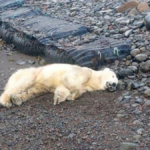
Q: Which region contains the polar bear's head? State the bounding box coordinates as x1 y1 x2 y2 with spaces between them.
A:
100 68 118 91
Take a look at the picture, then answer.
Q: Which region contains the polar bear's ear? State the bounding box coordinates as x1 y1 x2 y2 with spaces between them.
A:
103 68 110 71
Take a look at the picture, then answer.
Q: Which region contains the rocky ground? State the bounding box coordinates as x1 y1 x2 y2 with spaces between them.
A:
1 0 150 149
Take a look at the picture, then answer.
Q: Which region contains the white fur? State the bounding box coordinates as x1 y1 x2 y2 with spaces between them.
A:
0 64 118 107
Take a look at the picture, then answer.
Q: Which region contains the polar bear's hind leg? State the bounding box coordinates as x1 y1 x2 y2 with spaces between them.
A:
0 68 36 107
11 84 46 106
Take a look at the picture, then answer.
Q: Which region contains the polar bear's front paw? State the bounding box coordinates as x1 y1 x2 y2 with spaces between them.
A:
67 91 81 101
10 95 22 106
53 92 66 105
0 95 12 108
0 101 12 108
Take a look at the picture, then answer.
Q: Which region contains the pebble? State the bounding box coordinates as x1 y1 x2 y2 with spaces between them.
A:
135 54 148 61
140 60 150 72
38 59 46 65
143 89 150 97
124 29 132 37
137 128 145 135
137 2 150 12
130 49 140 57
135 98 143 104
128 8 140 16
128 66 138 73
117 1 139 13
16 60 26 65
133 134 141 143
67 133 76 139
144 100 150 106
132 82 140 89
116 96 123 103
144 13 150 30
120 142 139 150
116 110 127 118
27 60 35 64
115 17 130 25
133 120 143 126
133 20 144 28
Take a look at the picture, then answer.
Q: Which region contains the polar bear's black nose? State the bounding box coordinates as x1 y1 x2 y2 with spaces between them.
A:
112 83 116 87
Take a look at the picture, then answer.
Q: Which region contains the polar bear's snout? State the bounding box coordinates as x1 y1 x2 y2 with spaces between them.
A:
106 81 117 92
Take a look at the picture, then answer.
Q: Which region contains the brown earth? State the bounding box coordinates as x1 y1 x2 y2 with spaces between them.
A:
0 44 149 150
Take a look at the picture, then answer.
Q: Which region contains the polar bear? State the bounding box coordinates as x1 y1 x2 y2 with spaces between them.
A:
0 64 118 107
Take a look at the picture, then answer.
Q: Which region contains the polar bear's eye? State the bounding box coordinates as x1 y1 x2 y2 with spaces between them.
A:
112 76 114 78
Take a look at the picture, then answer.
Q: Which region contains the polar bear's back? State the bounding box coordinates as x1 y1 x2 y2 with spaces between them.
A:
36 64 92 89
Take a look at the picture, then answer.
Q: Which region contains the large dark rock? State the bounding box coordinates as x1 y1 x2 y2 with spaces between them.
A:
0 0 131 69
0 7 88 55
45 37 130 69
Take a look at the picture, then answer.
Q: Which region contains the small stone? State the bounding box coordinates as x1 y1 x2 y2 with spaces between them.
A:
112 34 123 39
117 80 126 90
116 96 123 103
144 89 150 98
124 29 133 37
34 29 39 33
7 142 13 146
125 60 131 66
147 80 150 87
16 60 26 65
140 47 147 53
132 62 139 67
117 114 127 118
128 8 140 16
117 1 139 13
137 128 145 135
133 120 143 126
140 60 150 72
132 82 140 89
128 75 135 79
128 66 138 73
130 49 140 57
144 100 150 106
135 98 143 104
117 110 127 118
126 81 133 91
144 14 150 30
133 20 144 27
115 17 130 25
70 7 79 12
124 96 132 100
39 59 46 65
67 133 76 139
133 107 142 115
126 55 132 60
146 110 150 115
117 69 134 79
82 135 88 140
104 15 111 21
120 142 139 150
6 52 13 56
120 27 129 33
135 54 148 61
133 135 141 143
27 60 35 64
123 91 130 96
114 60 120 67
137 2 150 12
